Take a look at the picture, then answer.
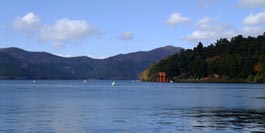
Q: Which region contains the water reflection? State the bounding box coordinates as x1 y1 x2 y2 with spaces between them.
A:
149 108 265 132
0 81 265 133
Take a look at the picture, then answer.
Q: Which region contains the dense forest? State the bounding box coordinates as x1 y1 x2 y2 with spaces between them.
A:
140 33 265 83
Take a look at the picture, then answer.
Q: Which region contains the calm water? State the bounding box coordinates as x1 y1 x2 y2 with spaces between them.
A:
0 80 264 133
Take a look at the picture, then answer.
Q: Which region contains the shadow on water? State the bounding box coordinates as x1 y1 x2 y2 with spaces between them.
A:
149 107 265 132
255 97 265 99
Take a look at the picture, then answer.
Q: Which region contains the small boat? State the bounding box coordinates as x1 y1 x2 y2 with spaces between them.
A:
83 80 87 83
112 81 116 86
170 80 173 83
33 80 37 83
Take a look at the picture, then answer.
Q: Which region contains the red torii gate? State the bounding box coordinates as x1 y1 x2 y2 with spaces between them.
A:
159 72 168 83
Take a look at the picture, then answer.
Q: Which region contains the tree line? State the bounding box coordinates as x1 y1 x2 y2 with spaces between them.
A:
140 33 265 83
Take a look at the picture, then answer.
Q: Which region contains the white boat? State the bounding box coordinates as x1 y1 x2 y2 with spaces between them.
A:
83 80 87 83
33 80 37 83
112 81 116 86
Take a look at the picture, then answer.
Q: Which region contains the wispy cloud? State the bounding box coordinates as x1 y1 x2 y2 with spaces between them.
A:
196 0 216 9
242 11 265 25
166 13 190 26
242 26 264 36
236 0 265 8
241 11 265 36
185 17 235 43
185 13 265 44
116 31 134 41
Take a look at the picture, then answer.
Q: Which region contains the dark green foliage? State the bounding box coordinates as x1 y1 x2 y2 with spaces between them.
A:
141 33 265 83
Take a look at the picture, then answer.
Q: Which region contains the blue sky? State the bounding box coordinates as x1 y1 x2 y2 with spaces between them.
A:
0 0 265 58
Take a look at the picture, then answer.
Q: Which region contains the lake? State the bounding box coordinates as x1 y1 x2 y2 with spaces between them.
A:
0 80 264 133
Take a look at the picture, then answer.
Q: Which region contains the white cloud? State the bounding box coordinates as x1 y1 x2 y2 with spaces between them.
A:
185 15 265 45
237 0 265 8
12 12 41 34
243 26 264 36
185 17 236 42
54 53 73 58
53 53 107 59
13 12 99 47
116 31 134 40
242 12 265 25
40 18 97 44
195 17 213 29
196 0 216 9
166 13 190 26
186 30 216 41
87 55 107 59
241 11 265 36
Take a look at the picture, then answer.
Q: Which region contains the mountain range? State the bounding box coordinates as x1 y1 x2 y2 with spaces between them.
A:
0 46 181 80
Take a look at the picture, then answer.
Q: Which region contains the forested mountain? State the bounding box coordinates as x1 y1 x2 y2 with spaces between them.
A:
0 46 181 79
140 33 265 83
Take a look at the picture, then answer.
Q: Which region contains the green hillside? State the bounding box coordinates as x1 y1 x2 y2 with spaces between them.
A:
140 33 265 83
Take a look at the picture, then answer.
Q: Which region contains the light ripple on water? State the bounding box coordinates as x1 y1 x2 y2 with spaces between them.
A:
0 80 264 133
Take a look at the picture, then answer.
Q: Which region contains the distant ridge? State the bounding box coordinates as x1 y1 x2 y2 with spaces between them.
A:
0 46 182 79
